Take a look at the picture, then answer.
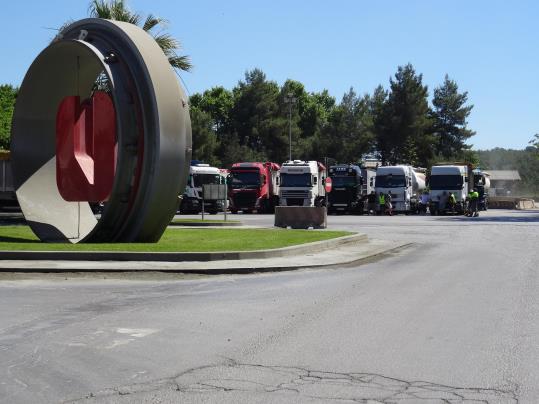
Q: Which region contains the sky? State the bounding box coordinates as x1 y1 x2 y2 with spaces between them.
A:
1 0 538 150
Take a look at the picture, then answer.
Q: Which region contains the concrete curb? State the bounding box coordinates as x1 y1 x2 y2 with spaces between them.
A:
176 242 413 275
0 241 412 275
169 221 243 227
0 233 367 262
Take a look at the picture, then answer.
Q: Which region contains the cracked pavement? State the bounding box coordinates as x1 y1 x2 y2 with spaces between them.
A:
68 362 518 403
0 210 538 403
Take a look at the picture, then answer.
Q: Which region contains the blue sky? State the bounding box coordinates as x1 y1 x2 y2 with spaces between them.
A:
1 0 538 150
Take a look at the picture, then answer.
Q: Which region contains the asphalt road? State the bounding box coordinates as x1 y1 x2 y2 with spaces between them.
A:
0 209 538 403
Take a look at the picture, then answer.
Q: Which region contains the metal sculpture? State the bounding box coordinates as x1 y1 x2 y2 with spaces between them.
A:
11 18 192 243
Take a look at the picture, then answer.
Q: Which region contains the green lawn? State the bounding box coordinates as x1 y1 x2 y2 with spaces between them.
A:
0 226 351 252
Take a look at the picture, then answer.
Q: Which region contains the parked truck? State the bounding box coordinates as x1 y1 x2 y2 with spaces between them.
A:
229 162 280 213
278 160 326 207
375 165 425 213
179 163 225 214
327 164 363 214
428 165 469 215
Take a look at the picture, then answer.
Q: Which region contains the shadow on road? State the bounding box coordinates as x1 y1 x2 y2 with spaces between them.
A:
436 211 539 223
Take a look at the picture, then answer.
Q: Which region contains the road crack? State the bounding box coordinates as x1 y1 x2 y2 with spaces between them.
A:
65 361 518 403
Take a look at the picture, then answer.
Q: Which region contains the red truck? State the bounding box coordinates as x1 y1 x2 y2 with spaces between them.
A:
229 162 280 213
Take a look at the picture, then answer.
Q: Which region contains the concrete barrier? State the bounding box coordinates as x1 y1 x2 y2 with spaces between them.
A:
489 197 536 210
516 199 536 210
274 206 327 229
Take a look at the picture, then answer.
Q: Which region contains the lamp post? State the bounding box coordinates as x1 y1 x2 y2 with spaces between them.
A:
284 92 296 162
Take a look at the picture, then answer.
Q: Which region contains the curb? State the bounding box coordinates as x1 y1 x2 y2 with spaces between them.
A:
169 221 243 227
0 242 412 275
0 233 367 262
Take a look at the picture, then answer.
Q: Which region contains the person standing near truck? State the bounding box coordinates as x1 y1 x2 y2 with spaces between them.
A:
386 191 393 216
448 192 457 213
367 191 377 215
378 192 385 215
467 189 479 217
419 190 429 214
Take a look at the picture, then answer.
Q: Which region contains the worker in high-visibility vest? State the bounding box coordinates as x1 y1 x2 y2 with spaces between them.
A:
467 189 480 217
378 192 385 215
448 192 457 213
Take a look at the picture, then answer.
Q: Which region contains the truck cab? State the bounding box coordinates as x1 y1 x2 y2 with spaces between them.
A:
180 163 224 214
229 162 280 213
327 164 363 214
278 160 326 207
375 165 425 213
429 165 468 214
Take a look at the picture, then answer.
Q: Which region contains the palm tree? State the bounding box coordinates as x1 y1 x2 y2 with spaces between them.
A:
89 0 191 72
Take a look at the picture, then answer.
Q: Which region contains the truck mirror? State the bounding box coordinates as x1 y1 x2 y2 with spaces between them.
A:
262 175 266 185
276 176 279 185
313 176 318 185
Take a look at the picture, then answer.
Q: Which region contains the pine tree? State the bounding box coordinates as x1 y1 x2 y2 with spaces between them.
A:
432 75 475 158
384 64 433 166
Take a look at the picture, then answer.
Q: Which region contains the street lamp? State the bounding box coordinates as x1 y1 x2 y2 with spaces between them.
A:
284 92 296 162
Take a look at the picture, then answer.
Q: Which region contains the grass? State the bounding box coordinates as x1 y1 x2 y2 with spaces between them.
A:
0 226 352 252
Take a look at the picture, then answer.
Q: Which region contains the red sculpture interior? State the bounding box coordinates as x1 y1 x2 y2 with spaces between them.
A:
56 91 116 202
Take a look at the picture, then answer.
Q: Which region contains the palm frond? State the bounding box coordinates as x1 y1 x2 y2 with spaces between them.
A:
153 33 180 54
85 0 192 72
168 55 192 72
142 14 167 32
89 0 112 19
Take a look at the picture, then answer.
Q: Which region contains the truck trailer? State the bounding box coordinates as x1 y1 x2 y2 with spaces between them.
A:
278 160 326 207
229 162 280 213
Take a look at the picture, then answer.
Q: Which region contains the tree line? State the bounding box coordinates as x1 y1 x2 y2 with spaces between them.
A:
477 147 539 198
190 64 476 168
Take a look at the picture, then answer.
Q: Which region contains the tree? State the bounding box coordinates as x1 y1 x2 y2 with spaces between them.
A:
432 75 475 158
383 64 433 166
370 85 389 162
189 107 220 166
88 0 191 71
0 85 18 150
230 69 284 161
314 88 375 163
190 87 234 135
529 133 539 153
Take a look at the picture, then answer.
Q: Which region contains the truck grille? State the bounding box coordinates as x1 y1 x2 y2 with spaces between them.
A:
329 191 350 204
233 192 257 208
281 190 309 199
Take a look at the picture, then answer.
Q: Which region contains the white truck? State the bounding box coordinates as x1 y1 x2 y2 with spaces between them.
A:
278 160 326 207
428 165 469 214
179 163 225 214
374 165 425 213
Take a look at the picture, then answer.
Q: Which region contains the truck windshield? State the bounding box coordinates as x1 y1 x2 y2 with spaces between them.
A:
193 174 221 187
281 173 311 187
231 171 260 188
429 175 463 190
331 176 358 187
375 175 405 188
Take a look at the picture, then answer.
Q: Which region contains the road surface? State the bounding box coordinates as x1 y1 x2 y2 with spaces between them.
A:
0 209 537 403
